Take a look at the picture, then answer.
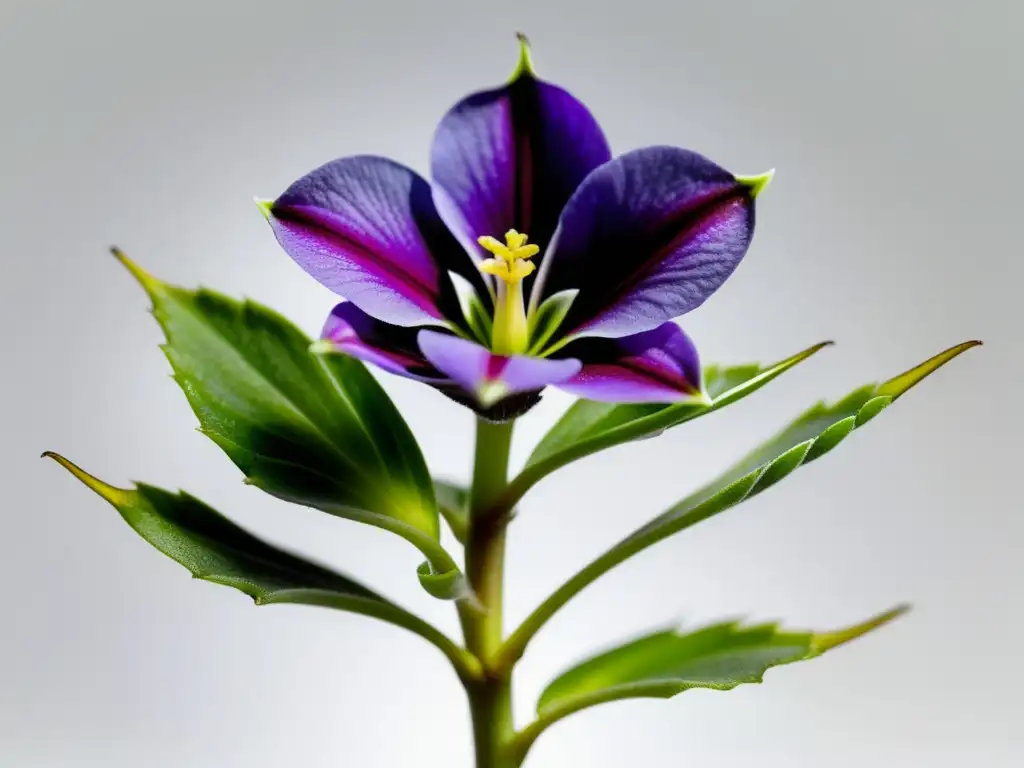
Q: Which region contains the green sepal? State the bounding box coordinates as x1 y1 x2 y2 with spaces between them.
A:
448 271 493 346
43 453 480 681
112 249 467 601
528 289 579 355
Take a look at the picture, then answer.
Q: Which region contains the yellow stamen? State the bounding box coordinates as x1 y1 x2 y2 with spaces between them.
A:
477 229 541 354
477 229 539 271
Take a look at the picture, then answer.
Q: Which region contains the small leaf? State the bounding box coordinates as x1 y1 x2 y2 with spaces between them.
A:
434 479 469 544
43 453 479 679
499 341 979 667
536 606 907 716
112 250 464 598
507 342 833 505
528 289 579 355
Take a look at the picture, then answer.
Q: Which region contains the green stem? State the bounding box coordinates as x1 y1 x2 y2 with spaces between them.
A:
460 417 517 768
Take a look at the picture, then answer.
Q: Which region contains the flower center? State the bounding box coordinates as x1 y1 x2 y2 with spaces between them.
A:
477 230 539 355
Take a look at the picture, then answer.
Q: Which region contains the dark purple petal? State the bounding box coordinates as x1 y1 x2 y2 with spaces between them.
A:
556 322 703 403
269 155 475 327
320 302 445 382
539 146 758 338
430 64 611 293
418 330 581 407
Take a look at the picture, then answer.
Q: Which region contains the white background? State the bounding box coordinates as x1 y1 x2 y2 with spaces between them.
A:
1 0 1019 765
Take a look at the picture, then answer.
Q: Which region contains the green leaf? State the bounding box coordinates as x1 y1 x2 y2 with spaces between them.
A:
511 606 905 757
112 250 463 597
434 479 469 544
43 452 480 681
500 341 834 509
498 341 980 667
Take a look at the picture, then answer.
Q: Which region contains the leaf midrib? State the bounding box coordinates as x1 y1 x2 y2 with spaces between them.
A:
157 286 411 514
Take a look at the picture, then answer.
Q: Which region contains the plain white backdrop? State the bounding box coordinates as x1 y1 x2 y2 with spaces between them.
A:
1 0 1020 765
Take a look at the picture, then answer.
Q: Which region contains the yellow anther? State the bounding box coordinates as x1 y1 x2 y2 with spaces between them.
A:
476 229 539 354
477 229 539 267
505 229 528 249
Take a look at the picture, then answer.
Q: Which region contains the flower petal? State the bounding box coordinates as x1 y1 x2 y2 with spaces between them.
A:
269 155 472 327
418 330 581 407
556 322 702 403
320 302 444 381
538 146 758 338
430 57 611 288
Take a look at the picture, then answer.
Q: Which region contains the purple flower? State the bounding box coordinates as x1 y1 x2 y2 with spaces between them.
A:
260 36 771 419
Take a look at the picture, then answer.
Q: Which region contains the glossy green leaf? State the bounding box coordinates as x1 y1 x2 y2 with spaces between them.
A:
434 479 469 544
510 606 905 758
501 342 834 509
499 341 980 667
44 453 480 680
113 250 463 596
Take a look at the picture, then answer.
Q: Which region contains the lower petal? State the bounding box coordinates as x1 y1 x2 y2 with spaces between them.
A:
556 322 703 403
418 330 581 408
321 302 444 381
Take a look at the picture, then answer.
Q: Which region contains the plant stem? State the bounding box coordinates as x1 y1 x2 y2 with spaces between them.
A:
460 417 516 768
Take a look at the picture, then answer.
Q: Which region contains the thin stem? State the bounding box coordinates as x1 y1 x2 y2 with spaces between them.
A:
459 417 517 768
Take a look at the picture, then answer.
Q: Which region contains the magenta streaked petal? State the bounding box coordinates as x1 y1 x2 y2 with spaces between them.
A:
557 322 702 403
321 302 444 382
417 330 581 407
430 68 610 293
539 146 757 338
269 155 471 327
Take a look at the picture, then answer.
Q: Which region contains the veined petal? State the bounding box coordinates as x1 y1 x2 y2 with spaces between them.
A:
320 302 444 382
430 45 611 290
268 155 472 327
557 322 703 403
418 330 581 408
539 146 758 338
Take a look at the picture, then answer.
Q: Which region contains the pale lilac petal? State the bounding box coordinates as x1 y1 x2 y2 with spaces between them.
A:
417 330 581 407
557 322 702 403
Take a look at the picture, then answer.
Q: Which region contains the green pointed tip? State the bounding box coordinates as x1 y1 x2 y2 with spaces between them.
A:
510 32 536 80
110 246 159 291
309 339 338 356
254 197 274 220
811 604 911 655
736 168 776 198
42 451 133 505
878 339 982 399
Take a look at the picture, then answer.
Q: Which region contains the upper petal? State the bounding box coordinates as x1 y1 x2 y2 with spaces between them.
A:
320 302 444 381
269 155 472 327
430 55 611 291
557 321 703 403
538 146 759 338
418 330 581 408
